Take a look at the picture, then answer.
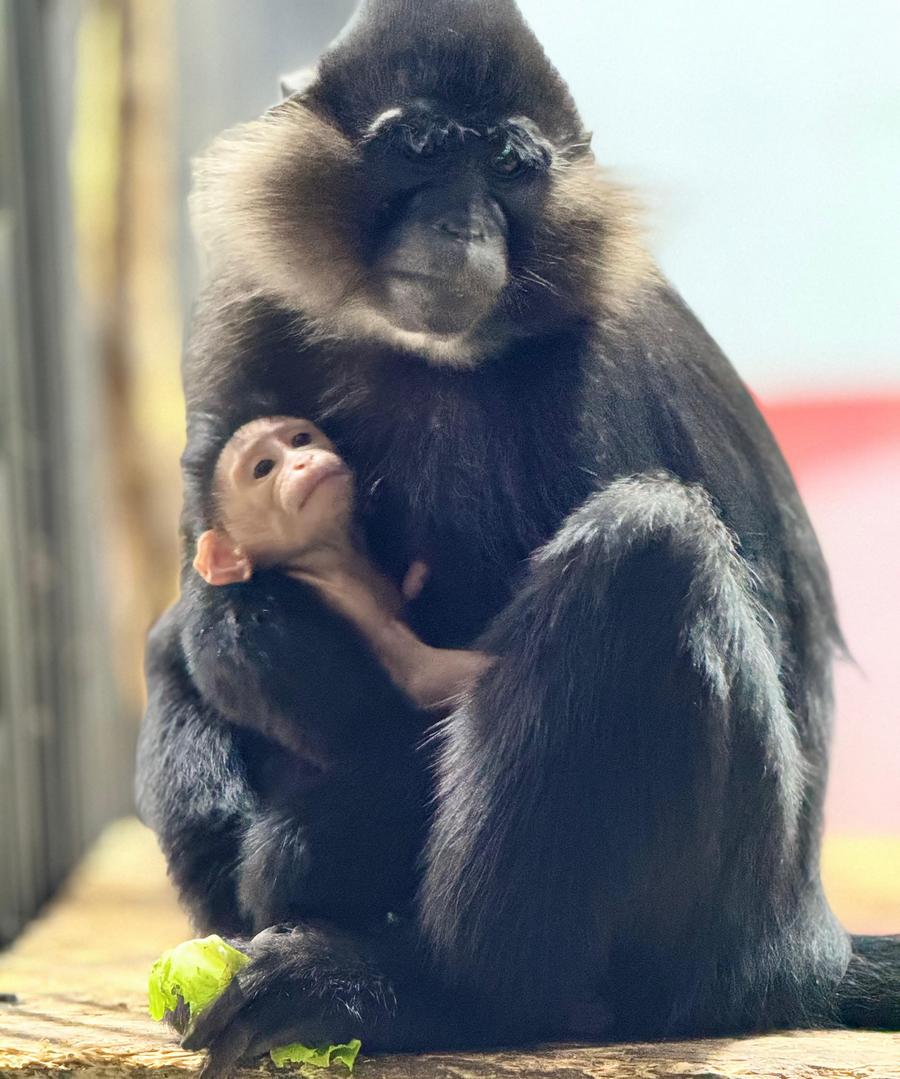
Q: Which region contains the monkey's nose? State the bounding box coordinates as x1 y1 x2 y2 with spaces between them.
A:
435 215 486 243
292 458 307 470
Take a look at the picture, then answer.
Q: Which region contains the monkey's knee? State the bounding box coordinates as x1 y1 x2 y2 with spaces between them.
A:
478 472 795 784
537 472 736 574
533 472 777 667
483 473 752 658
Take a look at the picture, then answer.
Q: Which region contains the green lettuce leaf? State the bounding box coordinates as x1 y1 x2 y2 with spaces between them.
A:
148 935 250 1021
270 1038 361 1071
148 937 363 1071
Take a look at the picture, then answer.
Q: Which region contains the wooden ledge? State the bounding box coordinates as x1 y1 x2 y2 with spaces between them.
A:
1 819 898 1078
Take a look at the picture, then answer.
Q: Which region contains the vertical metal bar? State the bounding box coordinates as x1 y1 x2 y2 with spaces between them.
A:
0 0 125 945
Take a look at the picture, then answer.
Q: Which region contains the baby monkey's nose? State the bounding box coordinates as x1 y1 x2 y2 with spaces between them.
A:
291 450 320 470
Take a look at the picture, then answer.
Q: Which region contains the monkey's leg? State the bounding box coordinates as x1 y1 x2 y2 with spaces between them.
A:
420 472 849 1038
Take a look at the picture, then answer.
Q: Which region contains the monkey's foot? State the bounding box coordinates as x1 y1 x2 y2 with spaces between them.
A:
180 921 435 1079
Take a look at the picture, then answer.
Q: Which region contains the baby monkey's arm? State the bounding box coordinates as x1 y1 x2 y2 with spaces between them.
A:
306 561 494 715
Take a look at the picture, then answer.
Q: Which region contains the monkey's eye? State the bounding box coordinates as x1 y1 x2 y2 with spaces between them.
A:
490 142 525 177
402 128 439 161
253 458 275 479
291 431 311 447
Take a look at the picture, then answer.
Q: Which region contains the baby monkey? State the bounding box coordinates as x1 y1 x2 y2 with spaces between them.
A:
194 416 492 713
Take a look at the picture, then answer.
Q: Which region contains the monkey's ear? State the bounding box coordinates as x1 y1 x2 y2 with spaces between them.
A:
567 129 594 158
193 530 253 586
278 66 317 101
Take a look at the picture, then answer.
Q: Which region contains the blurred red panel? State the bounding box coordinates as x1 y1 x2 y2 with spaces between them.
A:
758 394 900 834
761 395 900 477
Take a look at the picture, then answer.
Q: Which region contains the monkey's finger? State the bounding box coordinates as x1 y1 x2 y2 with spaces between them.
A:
245 1013 337 1061
198 1022 253 1079
165 997 192 1035
182 979 248 1051
402 560 430 601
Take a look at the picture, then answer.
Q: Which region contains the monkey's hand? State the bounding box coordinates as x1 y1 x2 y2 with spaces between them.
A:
401 559 430 602
181 922 434 1078
408 647 495 713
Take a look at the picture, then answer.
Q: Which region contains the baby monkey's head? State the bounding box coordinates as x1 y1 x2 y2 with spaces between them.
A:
194 416 353 586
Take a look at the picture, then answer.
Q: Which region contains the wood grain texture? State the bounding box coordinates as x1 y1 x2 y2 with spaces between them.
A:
0 820 898 1077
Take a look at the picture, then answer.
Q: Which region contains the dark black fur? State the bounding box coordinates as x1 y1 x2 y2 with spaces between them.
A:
136 1 900 1072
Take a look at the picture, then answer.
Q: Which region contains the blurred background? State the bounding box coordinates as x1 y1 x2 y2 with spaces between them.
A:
1 0 898 945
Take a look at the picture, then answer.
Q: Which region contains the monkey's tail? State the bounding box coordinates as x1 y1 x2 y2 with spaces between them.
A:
833 934 900 1029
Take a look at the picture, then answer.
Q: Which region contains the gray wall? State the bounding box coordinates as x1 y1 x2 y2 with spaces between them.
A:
175 0 355 302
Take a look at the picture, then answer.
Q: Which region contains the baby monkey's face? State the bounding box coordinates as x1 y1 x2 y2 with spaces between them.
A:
215 416 353 565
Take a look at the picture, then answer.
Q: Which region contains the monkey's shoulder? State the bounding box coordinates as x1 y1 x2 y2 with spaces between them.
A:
588 284 784 472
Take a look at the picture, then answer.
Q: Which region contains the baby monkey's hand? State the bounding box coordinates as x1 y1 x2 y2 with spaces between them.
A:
400 559 430 602
398 559 495 711
406 645 495 713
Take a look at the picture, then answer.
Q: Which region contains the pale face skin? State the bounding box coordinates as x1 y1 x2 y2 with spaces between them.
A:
195 417 355 584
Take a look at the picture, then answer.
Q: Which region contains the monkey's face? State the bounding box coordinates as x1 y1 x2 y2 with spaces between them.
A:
360 107 552 338
191 0 654 366
214 417 353 566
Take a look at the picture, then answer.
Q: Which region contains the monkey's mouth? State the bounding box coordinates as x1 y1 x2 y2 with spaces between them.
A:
382 269 503 336
301 467 351 508
282 462 351 512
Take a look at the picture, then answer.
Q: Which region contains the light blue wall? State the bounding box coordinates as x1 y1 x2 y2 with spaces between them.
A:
520 0 900 393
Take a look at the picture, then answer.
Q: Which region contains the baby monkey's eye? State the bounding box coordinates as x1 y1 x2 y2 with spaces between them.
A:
291 431 311 447
253 458 275 479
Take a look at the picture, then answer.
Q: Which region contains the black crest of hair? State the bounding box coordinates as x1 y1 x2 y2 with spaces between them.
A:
308 0 585 143
137 0 900 1071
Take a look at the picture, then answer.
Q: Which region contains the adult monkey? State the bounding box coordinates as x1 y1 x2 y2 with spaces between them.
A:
137 0 900 1073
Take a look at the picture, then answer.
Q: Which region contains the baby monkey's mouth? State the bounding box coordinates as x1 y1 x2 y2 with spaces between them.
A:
283 458 352 512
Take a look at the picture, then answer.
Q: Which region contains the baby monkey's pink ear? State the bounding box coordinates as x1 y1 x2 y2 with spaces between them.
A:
193 530 253 586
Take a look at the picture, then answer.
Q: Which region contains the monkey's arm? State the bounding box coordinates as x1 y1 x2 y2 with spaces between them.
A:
137 601 254 935
139 598 426 934
295 564 494 715
179 567 422 761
